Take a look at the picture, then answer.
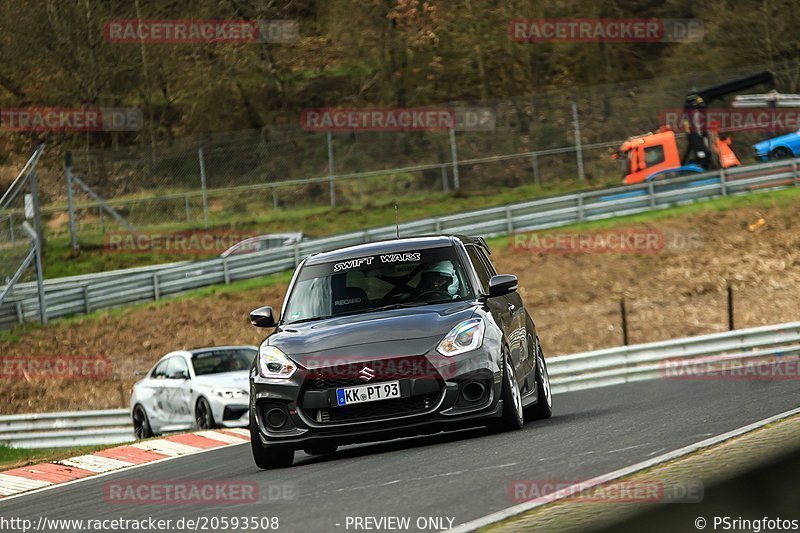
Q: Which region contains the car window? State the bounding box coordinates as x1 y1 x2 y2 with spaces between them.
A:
192 349 256 376
466 245 492 294
166 357 189 379
151 359 169 379
283 246 474 322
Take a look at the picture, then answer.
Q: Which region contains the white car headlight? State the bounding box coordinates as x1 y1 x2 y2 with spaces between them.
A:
436 318 485 356
258 344 297 378
212 388 247 400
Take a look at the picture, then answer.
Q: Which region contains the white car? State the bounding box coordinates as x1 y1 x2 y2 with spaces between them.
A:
131 346 257 438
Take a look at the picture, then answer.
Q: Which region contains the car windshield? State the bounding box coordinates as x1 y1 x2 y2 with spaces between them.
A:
191 349 256 376
283 246 474 323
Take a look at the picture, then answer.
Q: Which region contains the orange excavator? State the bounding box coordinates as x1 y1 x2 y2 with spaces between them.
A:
616 71 774 185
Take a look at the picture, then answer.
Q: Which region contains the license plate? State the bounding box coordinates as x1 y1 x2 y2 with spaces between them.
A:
336 381 401 406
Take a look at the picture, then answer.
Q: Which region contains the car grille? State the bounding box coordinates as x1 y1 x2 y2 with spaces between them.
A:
305 392 440 424
299 355 443 424
302 355 439 391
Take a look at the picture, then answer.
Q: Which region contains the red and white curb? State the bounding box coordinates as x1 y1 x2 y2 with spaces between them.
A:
0 428 250 499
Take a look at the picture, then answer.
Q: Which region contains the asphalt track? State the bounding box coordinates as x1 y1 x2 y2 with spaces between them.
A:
2 378 799 532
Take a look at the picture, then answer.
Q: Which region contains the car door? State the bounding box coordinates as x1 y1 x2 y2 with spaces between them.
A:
143 358 171 429
476 246 533 378
465 245 522 372
163 356 194 426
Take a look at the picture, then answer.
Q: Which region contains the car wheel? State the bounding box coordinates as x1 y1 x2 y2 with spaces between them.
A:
195 397 215 429
250 412 294 469
525 341 553 420
770 147 792 160
492 348 524 432
132 405 154 439
304 443 338 456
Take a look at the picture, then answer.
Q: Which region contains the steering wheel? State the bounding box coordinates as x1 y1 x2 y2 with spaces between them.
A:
415 290 452 301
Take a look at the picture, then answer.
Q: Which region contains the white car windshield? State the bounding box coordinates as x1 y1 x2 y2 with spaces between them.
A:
191 349 256 376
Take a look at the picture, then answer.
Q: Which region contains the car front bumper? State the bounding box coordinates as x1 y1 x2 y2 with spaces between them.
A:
249 344 504 449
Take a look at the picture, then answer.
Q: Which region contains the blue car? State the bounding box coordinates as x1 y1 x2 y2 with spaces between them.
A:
753 129 800 161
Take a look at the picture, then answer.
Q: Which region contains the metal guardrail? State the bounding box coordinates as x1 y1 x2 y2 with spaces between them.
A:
2 320 798 448
1 157 798 329
0 409 131 448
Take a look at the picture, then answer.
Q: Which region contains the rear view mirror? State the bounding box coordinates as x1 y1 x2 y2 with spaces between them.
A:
250 306 277 328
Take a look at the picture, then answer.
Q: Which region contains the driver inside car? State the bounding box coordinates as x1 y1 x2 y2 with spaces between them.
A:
413 261 459 300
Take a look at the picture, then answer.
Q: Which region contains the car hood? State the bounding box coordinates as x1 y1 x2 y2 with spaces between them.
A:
192 370 250 390
269 301 478 362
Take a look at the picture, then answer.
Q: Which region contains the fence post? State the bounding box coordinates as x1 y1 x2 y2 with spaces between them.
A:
727 282 734 331
21 222 47 325
83 285 90 314
571 91 585 182
65 151 79 251
576 194 584 221
720 169 728 196
449 126 460 190
153 272 160 300
648 182 656 208
222 257 230 284
327 131 336 208
184 194 191 222
620 298 629 346
531 152 540 186
272 185 278 210
198 143 209 228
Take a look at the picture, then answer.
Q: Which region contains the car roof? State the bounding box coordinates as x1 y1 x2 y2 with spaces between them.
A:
304 235 484 265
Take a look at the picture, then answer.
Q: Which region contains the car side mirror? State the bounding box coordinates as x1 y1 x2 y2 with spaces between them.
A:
488 274 518 297
250 306 277 328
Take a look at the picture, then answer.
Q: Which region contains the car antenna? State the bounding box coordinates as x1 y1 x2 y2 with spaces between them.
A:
395 204 399 238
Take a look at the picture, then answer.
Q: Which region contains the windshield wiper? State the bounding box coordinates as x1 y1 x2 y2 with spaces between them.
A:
287 315 332 325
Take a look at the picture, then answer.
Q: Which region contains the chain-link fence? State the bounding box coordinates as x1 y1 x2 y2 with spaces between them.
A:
30 63 800 243
0 145 47 322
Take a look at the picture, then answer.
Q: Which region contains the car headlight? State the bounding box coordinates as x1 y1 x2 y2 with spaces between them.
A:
436 318 485 356
212 387 247 400
258 344 297 378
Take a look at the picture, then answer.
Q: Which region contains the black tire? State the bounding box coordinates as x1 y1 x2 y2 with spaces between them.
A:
132 404 154 439
250 412 295 469
492 348 524 432
303 443 338 456
195 397 215 429
770 147 792 160
525 340 553 420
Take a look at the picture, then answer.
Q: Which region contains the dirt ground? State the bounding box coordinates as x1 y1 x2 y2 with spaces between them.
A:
2 198 799 414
